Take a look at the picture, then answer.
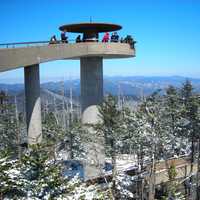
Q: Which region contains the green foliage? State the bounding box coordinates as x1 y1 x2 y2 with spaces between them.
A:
0 150 25 199
181 80 193 106
65 122 86 159
168 163 177 181
43 111 86 160
0 144 70 199
20 143 69 199
1 80 200 199
42 111 65 145
0 101 20 155
97 95 123 156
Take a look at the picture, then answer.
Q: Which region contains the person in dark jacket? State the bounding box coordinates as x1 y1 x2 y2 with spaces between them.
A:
61 31 68 43
124 35 136 49
120 37 124 43
76 35 82 43
111 32 119 42
49 35 57 44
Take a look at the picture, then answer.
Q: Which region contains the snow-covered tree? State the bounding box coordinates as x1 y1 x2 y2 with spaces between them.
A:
0 93 22 156
95 95 123 199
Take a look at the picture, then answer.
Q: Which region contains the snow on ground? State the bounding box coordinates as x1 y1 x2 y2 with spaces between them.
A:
105 154 138 175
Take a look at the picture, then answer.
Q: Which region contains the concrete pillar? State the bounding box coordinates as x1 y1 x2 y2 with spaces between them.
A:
81 57 103 115
24 64 42 144
80 57 105 180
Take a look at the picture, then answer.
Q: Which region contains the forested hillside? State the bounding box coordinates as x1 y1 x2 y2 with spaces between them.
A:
0 80 200 199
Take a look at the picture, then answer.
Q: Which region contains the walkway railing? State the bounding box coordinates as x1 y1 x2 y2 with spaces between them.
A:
0 39 135 49
0 40 75 49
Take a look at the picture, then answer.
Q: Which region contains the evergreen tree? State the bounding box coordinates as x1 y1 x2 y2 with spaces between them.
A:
0 92 22 156
0 150 25 199
96 95 122 199
20 143 69 199
181 80 193 106
180 80 199 198
164 85 184 156
0 144 72 199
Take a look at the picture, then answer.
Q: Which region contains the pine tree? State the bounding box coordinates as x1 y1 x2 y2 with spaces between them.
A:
162 85 189 159
96 95 122 199
0 150 25 199
139 91 163 200
20 143 69 199
65 122 86 159
0 92 22 156
181 80 199 198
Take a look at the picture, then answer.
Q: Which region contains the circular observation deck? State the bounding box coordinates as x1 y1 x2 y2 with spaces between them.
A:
59 22 122 33
59 22 122 41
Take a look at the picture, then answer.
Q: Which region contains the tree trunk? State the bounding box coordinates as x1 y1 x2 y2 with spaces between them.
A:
189 135 195 197
149 152 156 200
14 96 21 160
140 144 144 170
69 130 74 159
184 165 188 198
111 138 117 199
139 178 144 200
196 139 200 199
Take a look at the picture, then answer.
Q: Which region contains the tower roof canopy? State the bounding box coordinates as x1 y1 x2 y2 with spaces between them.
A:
59 23 122 33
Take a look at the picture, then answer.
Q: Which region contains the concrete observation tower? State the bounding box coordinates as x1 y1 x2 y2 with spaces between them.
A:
59 23 132 124
0 22 135 178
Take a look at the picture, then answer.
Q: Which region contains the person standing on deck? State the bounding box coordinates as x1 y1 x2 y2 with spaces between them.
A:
61 31 68 43
102 32 110 42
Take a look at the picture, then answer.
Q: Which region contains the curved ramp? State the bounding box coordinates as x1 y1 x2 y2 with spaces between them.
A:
0 42 134 72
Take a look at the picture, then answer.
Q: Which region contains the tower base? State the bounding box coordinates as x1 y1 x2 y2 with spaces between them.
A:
24 64 42 145
80 57 105 180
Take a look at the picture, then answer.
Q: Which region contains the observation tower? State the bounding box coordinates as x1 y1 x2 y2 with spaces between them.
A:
0 22 135 179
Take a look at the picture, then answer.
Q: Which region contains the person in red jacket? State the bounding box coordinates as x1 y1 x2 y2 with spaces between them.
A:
102 32 110 42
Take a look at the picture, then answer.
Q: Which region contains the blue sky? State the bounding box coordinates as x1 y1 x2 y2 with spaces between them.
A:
0 0 200 83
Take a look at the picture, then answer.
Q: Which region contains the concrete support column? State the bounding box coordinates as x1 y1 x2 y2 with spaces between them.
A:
81 57 103 117
24 64 42 144
80 57 105 180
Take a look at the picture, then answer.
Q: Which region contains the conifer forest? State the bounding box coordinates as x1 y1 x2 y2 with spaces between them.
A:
0 80 200 200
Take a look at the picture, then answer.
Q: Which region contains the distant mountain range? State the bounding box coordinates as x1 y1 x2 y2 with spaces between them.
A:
10 88 80 113
1 76 200 98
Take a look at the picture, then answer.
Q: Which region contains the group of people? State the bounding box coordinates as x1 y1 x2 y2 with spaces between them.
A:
122 35 137 49
102 32 119 42
49 31 136 49
49 31 68 44
50 32 82 44
102 32 136 49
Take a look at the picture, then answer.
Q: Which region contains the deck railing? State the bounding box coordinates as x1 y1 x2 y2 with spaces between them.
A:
0 39 134 49
0 40 75 48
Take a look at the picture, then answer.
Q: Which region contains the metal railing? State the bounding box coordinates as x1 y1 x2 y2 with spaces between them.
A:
0 40 75 49
0 39 134 49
